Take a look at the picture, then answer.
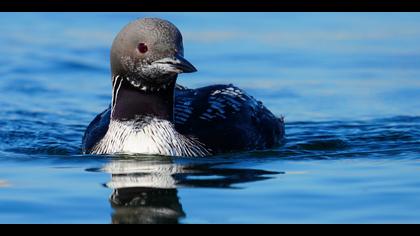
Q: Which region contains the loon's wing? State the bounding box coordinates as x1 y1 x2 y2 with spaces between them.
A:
174 84 285 154
82 106 111 154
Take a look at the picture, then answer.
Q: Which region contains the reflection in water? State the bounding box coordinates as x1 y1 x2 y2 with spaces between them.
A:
94 156 281 224
110 187 184 224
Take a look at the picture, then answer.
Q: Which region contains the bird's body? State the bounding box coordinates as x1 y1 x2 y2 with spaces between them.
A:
82 84 284 156
82 17 284 157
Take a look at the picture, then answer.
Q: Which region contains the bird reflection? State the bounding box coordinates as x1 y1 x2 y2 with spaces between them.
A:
95 156 281 224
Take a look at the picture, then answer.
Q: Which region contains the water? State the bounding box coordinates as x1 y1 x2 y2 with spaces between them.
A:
0 13 420 223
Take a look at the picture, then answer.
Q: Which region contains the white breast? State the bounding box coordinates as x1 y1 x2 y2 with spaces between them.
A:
91 117 210 157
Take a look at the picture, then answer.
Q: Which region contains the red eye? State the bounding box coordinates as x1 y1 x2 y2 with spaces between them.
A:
138 43 148 53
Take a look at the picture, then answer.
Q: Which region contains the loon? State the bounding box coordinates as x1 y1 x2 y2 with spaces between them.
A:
82 17 285 157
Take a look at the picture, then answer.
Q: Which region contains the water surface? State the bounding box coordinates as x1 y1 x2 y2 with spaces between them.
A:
0 13 420 223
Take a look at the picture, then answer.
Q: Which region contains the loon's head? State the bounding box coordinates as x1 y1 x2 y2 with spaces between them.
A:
110 17 197 91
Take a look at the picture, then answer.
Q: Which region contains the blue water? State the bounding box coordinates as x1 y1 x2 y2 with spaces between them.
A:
0 13 420 223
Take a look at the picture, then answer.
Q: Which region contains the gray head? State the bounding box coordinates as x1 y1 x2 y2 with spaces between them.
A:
110 18 196 91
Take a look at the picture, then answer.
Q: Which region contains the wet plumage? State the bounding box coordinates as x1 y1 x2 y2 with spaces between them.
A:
83 84 284 156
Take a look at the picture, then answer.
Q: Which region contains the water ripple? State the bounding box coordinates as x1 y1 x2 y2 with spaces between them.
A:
0 109 418 160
